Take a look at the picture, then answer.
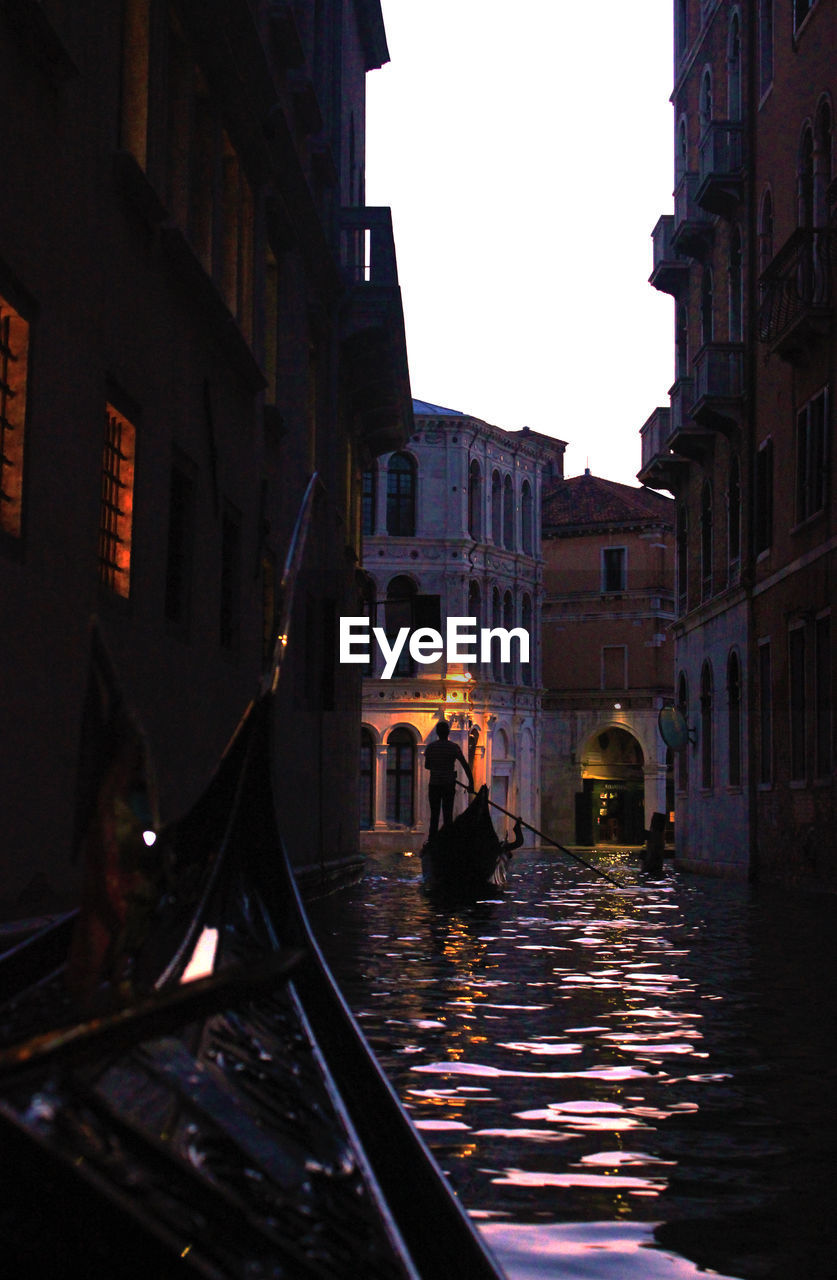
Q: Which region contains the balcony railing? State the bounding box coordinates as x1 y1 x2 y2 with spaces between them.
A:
758 227 834 358
697 122 744 217
691 343 744 431
672 173 714 259
650 215 690 296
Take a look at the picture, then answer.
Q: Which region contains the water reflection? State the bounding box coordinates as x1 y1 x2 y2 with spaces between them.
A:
310 850 837 1280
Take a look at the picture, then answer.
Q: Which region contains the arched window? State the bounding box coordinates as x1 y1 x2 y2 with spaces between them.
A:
468 459 482 540
677 671 689 792
521 480 533 554
386 575 416 676
700 68 713 130
521 593 533 686
759 0 773 98
360 728 375 828
728 13 742 123
799 124 815 231
503 475 514 550
386 453 416 536
729 225 743 341
468 580 481 674
701 265 714 345
700 661 714 789
815 99 833 225
676 0 689 58
491 587 502 682
361 467 376 536
502 590 514 683
386 728 414 825
727 651 742 787
728 453 741 579
701 481 713 600
491 470 502 544
677 501 688 614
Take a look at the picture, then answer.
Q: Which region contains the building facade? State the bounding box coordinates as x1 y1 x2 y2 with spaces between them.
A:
359 401 565 854
540 473 676 848
641 0 835 883
0 0 411 916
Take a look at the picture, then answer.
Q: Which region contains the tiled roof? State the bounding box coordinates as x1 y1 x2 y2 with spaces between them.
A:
412 399 466 417
542 471 674 531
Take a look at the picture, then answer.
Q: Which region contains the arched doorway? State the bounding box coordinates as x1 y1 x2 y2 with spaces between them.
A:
576 726 646 845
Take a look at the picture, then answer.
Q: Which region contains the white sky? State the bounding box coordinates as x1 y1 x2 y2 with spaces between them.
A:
365 1 676 486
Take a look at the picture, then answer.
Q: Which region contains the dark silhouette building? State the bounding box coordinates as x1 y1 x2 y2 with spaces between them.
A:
0 0 411 916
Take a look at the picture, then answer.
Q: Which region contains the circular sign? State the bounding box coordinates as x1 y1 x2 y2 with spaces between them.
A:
658 705 691 752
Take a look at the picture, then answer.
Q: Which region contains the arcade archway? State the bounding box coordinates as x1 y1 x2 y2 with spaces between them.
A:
575 725 646 845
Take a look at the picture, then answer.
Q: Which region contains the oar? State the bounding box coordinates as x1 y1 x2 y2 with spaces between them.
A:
455 781 626 889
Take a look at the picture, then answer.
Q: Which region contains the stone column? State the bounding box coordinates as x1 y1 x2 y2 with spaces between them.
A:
374 743 389 828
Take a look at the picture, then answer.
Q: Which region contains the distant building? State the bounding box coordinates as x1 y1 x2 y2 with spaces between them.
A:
540 473 676 848
359 401 565 853
0 0 411 915
641 0 835 885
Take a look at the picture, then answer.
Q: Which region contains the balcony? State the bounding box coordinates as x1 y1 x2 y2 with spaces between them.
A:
671 173 714 260
638 406 688 491
649 215 690 296
339 207 413 457
758 228 834 361
666 377 715 460
696 122 745 218
691 343 744 432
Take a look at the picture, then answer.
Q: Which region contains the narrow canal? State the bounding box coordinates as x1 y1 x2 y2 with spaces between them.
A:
309 848 837 1280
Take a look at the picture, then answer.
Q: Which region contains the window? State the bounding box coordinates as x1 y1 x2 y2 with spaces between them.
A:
502 590 514 683
491 587 502 682
386 453 416 536
814 100 833 225
758 641 773 784
700 68 713 130
503 474 514 550
701 481 713 600
0 291 29 539
361 467 375 536
759 0 773 96
165 452 196 630
755 439 773 554
676 118 689 186
700 661 714 789
729 225 743 341
728 454 741 580
796 388 828 523
99 403 137 598
385 576 417 677
789 625 806 780
491 470 502 544
386 728 414 825
468 459 482 540
521 480 533 554
602 547 627 593
701 266 714 345
602 645 627 690
676 0 689 57
360 729 375 829
727 650 742 787
759 189 774 279
120 0 151 168
468 581 482 675
677 671 689 792
521 594 533 686
676 304 689 381
815 614 832 778
728 13 742 123
219 502 241 650
676 502 688 614
799 126 815 233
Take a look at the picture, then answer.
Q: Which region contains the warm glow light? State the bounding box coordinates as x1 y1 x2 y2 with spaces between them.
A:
142 829 157 847
614 702 622 710
180 927 219 984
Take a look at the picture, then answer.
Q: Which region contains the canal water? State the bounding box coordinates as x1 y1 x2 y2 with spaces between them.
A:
309 847 837 1280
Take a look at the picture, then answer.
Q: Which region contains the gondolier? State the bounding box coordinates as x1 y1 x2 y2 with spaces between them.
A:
424 720 474 838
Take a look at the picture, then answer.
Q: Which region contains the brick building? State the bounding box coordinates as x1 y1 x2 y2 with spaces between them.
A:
540 473 676 848
0 0 411 916
641 0 835 883
359 401 565 853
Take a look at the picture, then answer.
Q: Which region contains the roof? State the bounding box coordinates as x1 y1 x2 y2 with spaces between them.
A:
412 399 467 417
542 471 674 532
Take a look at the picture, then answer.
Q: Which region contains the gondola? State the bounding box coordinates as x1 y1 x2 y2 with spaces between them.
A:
0 483 506 1279
420 786 511 896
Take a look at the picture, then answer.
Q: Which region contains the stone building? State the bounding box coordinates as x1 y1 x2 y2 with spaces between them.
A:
641 0 835 884
359 400 565 854
0 0 410 916
540 473 676 848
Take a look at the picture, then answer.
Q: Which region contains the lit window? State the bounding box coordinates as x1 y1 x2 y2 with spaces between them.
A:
99 404 136 597
0 294 29 539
